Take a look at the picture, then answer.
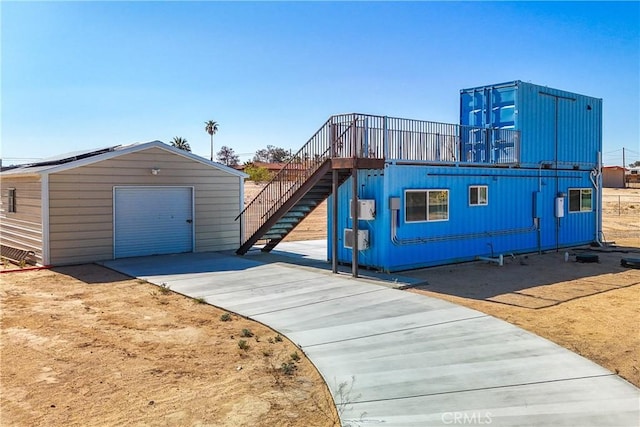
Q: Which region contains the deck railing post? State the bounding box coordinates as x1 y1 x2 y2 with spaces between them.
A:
330 122 336 157
383 116 388 160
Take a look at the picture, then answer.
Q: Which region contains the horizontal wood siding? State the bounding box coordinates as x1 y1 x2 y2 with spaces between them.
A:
0 177 43 263
48 147 241 265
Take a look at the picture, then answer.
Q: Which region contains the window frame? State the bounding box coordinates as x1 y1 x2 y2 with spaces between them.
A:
568 188 592 213
404 189 449 223
468 185 488 206
8 188 16 213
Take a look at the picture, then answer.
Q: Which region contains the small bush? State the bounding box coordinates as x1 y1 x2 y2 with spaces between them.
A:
220 313 232 322
290 352 300 362
240 328 254 338
238 340 249 351
274 334 283 342
262 349 273 357
194 296 206 304
280 362 296 376
158 283 171 295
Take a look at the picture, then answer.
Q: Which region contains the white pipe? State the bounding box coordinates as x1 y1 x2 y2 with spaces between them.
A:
478 255 504 266
589 152 603 246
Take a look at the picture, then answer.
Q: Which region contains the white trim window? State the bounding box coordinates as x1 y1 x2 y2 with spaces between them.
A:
569 188 592 212
405 189 449 222
469 185 488 206
8 188 16 213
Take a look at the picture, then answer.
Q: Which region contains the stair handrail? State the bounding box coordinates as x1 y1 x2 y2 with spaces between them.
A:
236 115 361 242
236 118 329 220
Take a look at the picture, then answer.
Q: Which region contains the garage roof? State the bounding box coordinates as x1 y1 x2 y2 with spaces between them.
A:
1 141 248 178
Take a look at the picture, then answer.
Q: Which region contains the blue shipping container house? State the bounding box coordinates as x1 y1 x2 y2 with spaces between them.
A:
237 81 603 274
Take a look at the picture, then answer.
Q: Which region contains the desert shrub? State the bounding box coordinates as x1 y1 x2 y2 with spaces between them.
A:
245 165 272 183
280 362 296 375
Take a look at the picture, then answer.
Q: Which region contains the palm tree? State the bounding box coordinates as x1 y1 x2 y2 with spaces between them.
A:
204 120 219 161
170 136 191 152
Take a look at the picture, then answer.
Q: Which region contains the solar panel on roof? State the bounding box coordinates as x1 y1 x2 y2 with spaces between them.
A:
25 145 120 167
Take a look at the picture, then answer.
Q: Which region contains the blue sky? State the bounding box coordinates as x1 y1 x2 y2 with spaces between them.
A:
2 1 638 166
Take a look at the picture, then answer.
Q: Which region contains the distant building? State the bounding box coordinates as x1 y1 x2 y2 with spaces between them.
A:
627 167 640 185
602 166 626 188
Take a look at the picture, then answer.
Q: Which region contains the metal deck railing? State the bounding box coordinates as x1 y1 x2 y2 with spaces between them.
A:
236 113 520 247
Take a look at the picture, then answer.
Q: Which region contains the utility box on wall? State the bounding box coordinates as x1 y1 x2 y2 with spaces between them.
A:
344 229 369 250
349 199 376 220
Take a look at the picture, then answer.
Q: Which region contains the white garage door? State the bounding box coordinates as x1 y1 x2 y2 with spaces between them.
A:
114 186 193 258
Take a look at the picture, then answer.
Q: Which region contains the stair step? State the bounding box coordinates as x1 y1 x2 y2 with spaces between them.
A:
289 207 312 214
268 224 294 232
276 217 303 224
283 211 307 218
262 232 285 240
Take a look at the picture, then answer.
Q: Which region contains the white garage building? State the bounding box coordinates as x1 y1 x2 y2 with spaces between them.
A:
0 141 247 266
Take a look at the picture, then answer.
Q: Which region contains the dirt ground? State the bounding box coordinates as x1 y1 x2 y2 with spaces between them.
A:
0 266 338 426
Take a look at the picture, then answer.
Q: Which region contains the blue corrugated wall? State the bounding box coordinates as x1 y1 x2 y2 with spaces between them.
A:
326 81 601 272
460 81 602 168
329 165 597 272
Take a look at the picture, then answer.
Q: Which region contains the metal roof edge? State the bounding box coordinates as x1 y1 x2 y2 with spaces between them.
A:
153 143 249 178
460 80 520 93
460 80 602 101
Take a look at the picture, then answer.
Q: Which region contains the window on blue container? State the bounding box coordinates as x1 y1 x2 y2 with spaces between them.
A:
405 189 449 222
469 185 488 206
569 189 592 212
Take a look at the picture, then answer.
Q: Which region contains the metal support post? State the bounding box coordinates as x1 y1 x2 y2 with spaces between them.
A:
331 168 338 274
351 165 359 278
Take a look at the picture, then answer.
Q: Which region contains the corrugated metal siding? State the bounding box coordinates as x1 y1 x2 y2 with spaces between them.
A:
0 176 43 264
460 81 602 167
48 147 241 265
330 164 597 272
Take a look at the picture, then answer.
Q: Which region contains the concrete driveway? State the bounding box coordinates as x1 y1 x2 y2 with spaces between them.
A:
104 249 639 426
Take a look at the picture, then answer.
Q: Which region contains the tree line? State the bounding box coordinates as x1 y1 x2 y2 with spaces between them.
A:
168 121 295 182
169 128 292 167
